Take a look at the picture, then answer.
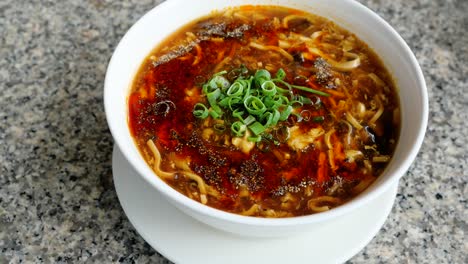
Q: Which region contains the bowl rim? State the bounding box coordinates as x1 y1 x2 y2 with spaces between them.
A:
104 0 428 226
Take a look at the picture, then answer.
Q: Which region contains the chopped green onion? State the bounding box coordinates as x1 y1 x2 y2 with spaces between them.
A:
227 81 244 97
231 121 246 136
290 84 330 97
209 106 223 119
261 81 277 96
243 115 256 125
210 75 230 90
244 95 266 115
279 105 293 121
207 88 222 107
192 66 330 145
313 116 325 122
272 109 281 125
232 108 245 120
248 135 262 142
276 68 286 80
213 123 226 133
261 111 274 127
193 103 209 119
254 69 271 86
249 121 266 136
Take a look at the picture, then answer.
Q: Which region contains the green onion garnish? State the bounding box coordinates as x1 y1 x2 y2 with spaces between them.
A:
193 67 329 142
193 103 209 119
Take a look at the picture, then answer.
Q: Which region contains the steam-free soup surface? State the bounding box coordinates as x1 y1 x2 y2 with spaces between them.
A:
128 6 400 217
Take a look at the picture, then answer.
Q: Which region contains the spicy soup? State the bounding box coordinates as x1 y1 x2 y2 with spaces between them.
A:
128 6 400 217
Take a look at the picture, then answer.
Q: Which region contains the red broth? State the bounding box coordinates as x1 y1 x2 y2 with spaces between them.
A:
128 6 400 217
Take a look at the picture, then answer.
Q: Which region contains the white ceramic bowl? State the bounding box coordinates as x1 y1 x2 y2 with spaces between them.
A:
105 0 428 237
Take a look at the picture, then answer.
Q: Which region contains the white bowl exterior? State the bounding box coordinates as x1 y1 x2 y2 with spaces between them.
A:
105 0 428 237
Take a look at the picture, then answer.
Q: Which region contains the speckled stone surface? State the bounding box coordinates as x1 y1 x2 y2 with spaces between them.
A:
0 0 466 263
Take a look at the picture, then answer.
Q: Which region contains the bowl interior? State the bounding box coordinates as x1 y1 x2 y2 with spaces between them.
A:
105 0 427 226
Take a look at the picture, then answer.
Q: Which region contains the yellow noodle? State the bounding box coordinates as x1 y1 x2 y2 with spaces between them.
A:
146 140 175 179
328 52 361 71
272 17 281 29
213 57 231 73
185 31 196 40
328 149 336 171
240 204 259 216
352 176 375 194
252 13 266 21
184 171 207 195
223 9 234 18
306 46 325 57
278 39 291 49
307 196 342 212
192 44 202 66
345 112 363 130
372 155 390 163
342 120 353 146
249 42 294 61
209 37 225 43
281 192 296 203
363 159 373 173
177 54 192 61
261 209 292 218
290 32 313 42
368 73 385 86
311 31 323 39
282 15 311 28
369 96 384 124
324 128 335 149
262 209 278 217
345 150 364 163
309 204 330 212
238 186 250 198
356 102 366 118
233 12 249 21
148 140 210 204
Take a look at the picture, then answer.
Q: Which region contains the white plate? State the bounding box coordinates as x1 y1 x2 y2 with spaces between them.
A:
113 145 398 264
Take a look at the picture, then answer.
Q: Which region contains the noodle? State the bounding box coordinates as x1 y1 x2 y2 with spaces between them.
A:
328 52 361 72
311 31 323 40
282 14 311 28
368 73 385 86
192 44 202 66
307 196 342 212
249 42 294 61
345 112 363 130
148 139 210 204
342 120 353 147
372 155 390 163
184 172 208 196
241 204 259 216
352 176 375 194
213 57 231 73
324 128 335 150
369 96 384 125
147 140 176 179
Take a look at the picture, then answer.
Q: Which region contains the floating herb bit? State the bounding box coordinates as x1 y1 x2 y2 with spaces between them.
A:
193 67 330 142
313 116 325 123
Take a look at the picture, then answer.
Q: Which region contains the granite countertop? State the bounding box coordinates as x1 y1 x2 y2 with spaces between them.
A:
1 0 467 263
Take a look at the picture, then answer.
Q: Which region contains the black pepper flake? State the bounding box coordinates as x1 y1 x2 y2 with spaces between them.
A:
239 159 264 192
314 57 332 84
194 165 221 189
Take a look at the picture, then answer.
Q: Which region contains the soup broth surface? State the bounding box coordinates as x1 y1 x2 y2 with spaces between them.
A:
128 6 400 217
